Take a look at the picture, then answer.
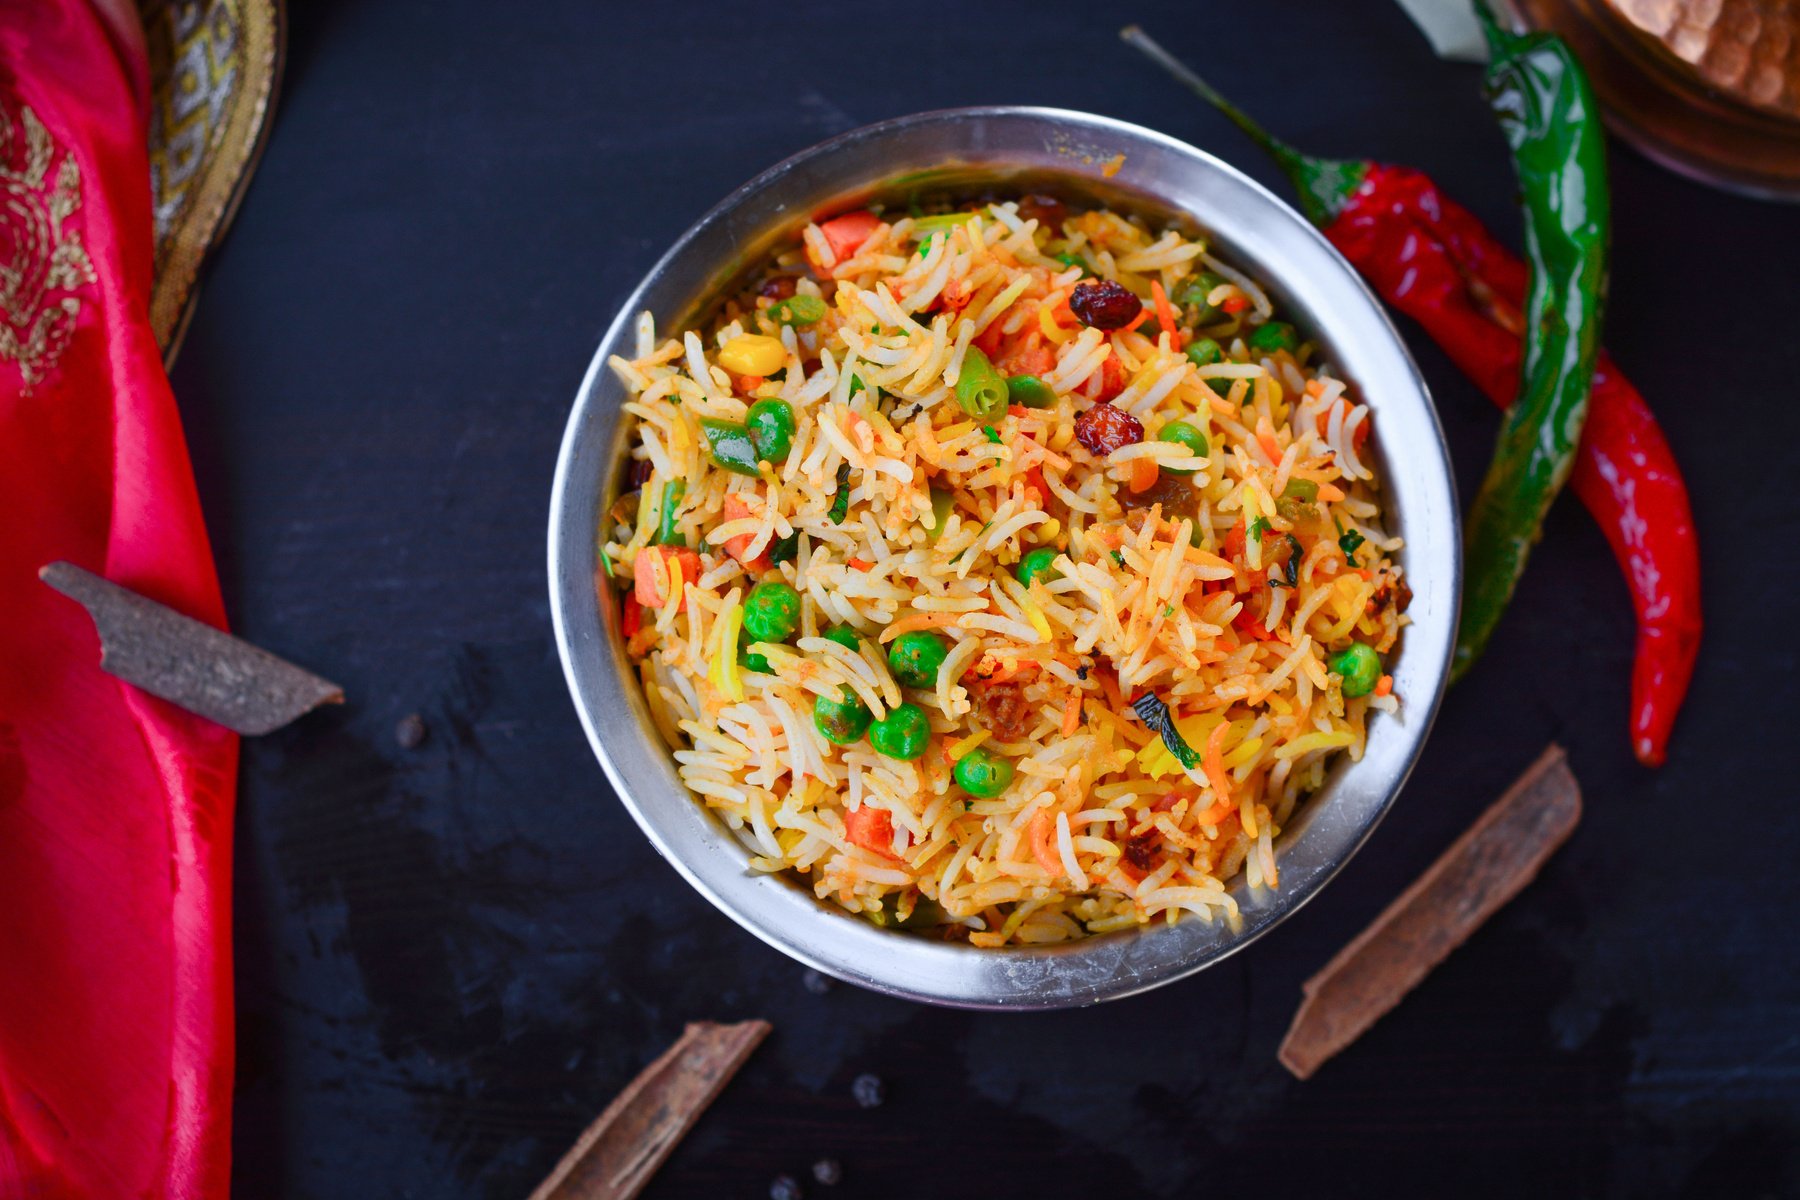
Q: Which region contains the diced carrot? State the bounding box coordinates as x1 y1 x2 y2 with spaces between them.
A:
1027 811 1062 875
1096 353 1128 402
633 545 701 610
848 557 873 571
844 805 899 859
1221 294 1249 315
1202 721 1233 811
1257 427 1283 465
1374 674 1394 697
1020 465 1049 506
1193 795 1235 826
1128 456 1160 494
721 493 772 574
1060 691 1083 737
974 319 1007 357
736 374 764 394
1222 517 1247 560
818 209 881 261
1149 280 1178 341
1124 307 1152 333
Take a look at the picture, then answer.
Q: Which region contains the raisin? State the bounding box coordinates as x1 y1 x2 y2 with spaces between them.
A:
759 275 798 299
1069 279 1143 330
1118 470 1197 521
1074 402 1144 456
1016 193 1068 233
1395 578 1414 613
1124 831 1162 872
627 459 654 488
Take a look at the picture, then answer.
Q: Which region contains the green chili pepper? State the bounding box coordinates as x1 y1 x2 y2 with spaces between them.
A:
1276 476 1317 523
656 480 686 545
1453 9 1609 682
701 418 761 476
982 426 1001 445
768 294 826 326
926 487 955 542
1006 374 1055 409
828 462 853 523
954 346 1008 422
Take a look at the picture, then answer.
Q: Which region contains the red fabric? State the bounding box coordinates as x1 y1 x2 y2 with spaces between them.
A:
0 3 237 1197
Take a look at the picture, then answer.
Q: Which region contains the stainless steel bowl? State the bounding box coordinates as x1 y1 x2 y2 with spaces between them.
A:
549 107 1459 1009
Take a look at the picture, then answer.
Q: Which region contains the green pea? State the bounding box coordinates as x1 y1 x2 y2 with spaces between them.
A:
813 687 871 745
1005 374 1055 409
768 294 826 327
742 580 801 643
1184 337 1224 368
953 747 1014 798
824 625 862 653
1156 421 1209 474
1247 321 1300 354
1176 271 1229 321
869 703 930 760
1330 642 1382 698
887 630 949 689
745 398 796 466
739 650 772 674
1016 546 1060 587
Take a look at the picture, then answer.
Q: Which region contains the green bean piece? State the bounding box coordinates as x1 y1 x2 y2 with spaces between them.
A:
954 346 1008 422
768 294 826 327
926 487 955 543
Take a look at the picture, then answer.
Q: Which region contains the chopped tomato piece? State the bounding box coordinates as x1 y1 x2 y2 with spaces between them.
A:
621 592 642 639
1221 294 1249 315
844 805 899 858
721 493 771 574
633 545 701 610
818 209 881 261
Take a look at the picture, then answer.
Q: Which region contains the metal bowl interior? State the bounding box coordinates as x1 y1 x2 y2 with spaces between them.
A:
548 107 1460 1010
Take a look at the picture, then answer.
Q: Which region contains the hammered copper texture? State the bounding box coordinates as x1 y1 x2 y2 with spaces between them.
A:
1609 0 1800 119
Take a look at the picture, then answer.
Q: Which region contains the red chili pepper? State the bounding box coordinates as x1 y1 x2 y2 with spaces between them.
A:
1125 28 1700 766
1326 167 1701 765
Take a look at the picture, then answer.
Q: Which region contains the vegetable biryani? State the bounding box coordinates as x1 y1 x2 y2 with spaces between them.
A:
600 194 1409 946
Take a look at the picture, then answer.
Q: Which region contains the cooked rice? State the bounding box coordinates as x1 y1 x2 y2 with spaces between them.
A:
600 199 1408 945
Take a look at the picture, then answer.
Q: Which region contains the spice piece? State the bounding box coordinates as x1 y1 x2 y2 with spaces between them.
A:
40 561 342 736
1277 745 1581 1080
394 713 427 750
526 1019 772 1200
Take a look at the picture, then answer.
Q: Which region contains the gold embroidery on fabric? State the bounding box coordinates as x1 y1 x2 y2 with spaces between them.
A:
0 102 95 391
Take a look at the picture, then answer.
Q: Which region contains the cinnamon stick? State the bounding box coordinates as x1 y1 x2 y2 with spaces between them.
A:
527 1020 771 1200
1278 744 1581 1079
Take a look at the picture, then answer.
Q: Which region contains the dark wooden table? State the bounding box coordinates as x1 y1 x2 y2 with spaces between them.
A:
171 2 1800 1195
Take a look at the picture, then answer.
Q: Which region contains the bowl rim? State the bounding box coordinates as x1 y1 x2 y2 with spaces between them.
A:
549 104 1460 1009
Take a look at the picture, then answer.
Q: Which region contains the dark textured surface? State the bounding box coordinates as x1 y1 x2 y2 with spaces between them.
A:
167 2 1800 1196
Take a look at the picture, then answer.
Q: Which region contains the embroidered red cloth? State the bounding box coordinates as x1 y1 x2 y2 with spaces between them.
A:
0 2 237 1196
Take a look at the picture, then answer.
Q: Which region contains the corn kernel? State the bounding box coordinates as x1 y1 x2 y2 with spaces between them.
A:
719 334 786 376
